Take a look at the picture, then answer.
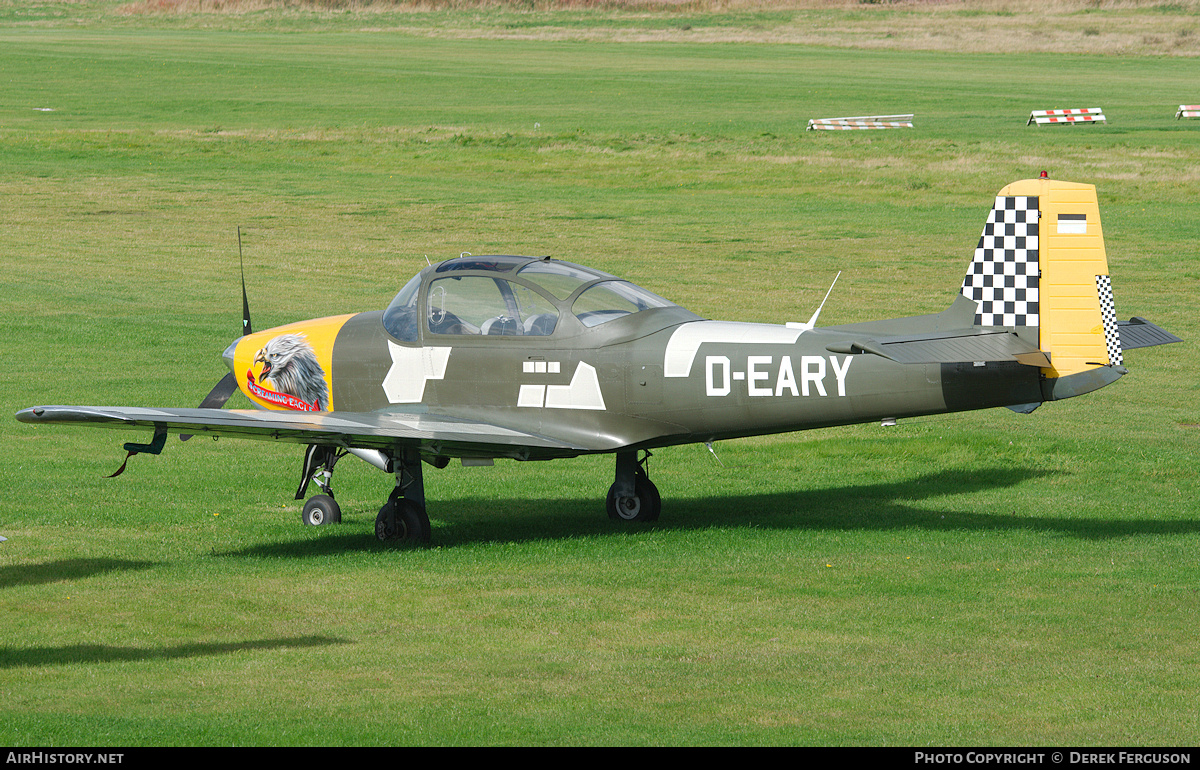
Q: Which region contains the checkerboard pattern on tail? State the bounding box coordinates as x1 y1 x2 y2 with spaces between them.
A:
960 195 1040 327
1096 275 1123 366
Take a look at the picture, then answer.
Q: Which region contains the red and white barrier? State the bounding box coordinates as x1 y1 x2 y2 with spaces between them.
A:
1176 105 1200 119
807 114 913 131
1028 108 1106 126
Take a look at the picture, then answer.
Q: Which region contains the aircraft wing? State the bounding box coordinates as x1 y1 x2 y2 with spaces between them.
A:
15 405 589 459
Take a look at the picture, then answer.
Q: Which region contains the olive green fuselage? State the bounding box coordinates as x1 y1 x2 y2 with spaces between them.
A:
272 303 1042 461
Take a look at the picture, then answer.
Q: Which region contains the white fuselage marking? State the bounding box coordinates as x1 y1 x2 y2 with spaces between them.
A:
664 321 806 378
518 361 606 410
383 343 451 404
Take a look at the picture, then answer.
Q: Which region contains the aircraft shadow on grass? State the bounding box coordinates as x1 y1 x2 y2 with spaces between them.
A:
0 558 155 590
224 464 1200 557
0 636 349 670
0 560 349 671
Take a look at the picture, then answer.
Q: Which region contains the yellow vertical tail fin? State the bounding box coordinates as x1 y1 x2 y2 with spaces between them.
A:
960 178 1126 398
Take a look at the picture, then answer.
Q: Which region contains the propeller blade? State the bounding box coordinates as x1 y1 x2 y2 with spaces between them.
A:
239 226 253 336
197 371 239 409
180 372 239 441
183 231 254 442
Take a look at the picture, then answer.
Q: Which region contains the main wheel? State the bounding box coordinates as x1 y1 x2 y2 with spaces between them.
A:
606 473 661 522
302 494 341 526
375 498 432 543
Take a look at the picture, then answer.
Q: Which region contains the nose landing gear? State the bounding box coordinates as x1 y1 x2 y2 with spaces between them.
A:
297 445 344 526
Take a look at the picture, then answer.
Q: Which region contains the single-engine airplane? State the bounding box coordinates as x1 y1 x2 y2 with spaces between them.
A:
17 178 1181 543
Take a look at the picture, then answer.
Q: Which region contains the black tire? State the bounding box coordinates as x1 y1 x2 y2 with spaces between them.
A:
606 473 661 522
302 494 341 526
375 498 432 543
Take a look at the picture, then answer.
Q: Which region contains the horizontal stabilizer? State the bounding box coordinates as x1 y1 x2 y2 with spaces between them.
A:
826 328 1045 366
1118 318 1182 351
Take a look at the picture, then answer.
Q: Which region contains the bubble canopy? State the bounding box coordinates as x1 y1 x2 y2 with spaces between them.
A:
382 256 684 342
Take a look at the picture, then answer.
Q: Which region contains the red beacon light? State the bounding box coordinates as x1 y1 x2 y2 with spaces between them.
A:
1039 170 1049 179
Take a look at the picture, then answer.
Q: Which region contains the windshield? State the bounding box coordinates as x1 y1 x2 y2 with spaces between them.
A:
381 274 422 342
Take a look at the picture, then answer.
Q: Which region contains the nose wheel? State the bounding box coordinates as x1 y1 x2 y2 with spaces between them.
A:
302 494 342 526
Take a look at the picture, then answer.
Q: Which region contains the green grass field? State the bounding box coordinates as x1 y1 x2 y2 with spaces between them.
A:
2 0 1198 746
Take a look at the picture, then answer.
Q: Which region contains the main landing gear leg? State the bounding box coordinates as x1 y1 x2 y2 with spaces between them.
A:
375 447 431 544
297 444 344 526
607 450 661 522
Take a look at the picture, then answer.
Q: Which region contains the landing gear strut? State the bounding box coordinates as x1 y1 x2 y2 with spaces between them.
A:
297 445 344 526
607 450 660 522
374 447 431 544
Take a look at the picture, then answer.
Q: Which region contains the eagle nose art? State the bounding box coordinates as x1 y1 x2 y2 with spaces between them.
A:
228 315 354 412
